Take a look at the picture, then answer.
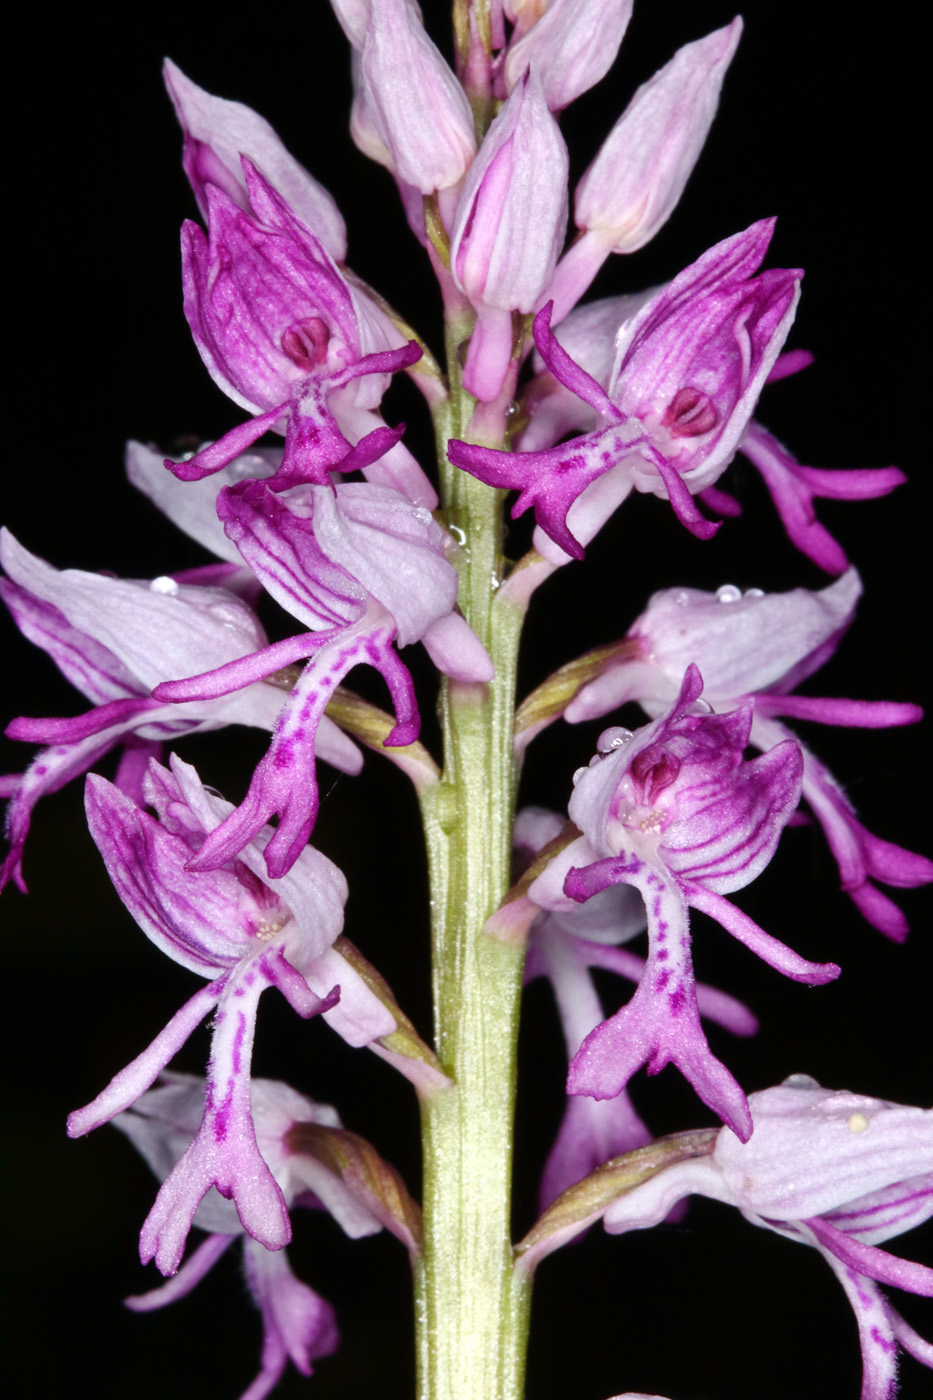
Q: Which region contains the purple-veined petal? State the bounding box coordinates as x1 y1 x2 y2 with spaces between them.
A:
240 1238 339 1400
67 980 226 1137
163 60 346 258
451 67 568 315
139 962 290 1275
187 621 417 877
124 1232 237 1312
740 420 906 574
686 886 840 985
566 852 753 1140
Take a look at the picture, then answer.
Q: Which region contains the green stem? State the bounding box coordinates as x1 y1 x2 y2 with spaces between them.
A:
414 339 531 1399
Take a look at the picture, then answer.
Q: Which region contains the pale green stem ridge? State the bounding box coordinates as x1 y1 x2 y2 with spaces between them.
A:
414 337 532 1399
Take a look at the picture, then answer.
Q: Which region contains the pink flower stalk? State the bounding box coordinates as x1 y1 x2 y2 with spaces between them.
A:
116 1073 387 1400
170 158 432 505
67 755 396 1276
528 666 837 1140
162 59 348 261
450 65 569 402
601 1077 933 1400
554 572 932 938
517 807 758 1209
449 220 800 558
150 477 491 876
547 19 743 319
501 0 634 111
0 528 361 893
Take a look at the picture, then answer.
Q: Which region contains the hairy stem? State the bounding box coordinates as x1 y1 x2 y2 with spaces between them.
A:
414 325 531 1399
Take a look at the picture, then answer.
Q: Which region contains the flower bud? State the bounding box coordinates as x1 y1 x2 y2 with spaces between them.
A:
504 0 633 111
450 65 568 399
357 0 476 194
575 18 742 253
163 59 346 259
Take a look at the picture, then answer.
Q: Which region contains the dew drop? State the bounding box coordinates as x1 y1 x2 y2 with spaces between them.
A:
674 590 690 606
449 524 467 546
716 583 742 603
744 587 765 599
572 766 588 785
149 575 179 596
597 726 634 754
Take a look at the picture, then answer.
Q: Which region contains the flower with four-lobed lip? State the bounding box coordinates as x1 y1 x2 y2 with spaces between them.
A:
523 570 933 937
67 754 397 1275
115 1073 387 1400
448 220 801 558
599 1076 933 1400
528 665 840 1140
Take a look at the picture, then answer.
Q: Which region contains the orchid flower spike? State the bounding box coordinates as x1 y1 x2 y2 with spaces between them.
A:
449 221 800 558
528 667 837 1141
517 807 758 1209
67 756 397 1277
547 571 932 938
115 1073 387 1400
170 158 432 505
149 476 492 877
0 528 361 894
602 1076 933 1400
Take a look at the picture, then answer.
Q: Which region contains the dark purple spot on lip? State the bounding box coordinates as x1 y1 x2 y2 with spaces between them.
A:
663 386 718 438
869 1326 897 1353
231 1011 247 1076
281 316 330 370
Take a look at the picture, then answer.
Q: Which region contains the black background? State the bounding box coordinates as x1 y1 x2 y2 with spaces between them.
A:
3 3 929 1398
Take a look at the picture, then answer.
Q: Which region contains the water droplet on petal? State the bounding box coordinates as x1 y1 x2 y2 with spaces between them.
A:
716 583 742 603
449 525 466 546
744 587 765 599
674 590 690 606
412 507 432 525
572 766 588 785
149 575 179 596
597 726 634 754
